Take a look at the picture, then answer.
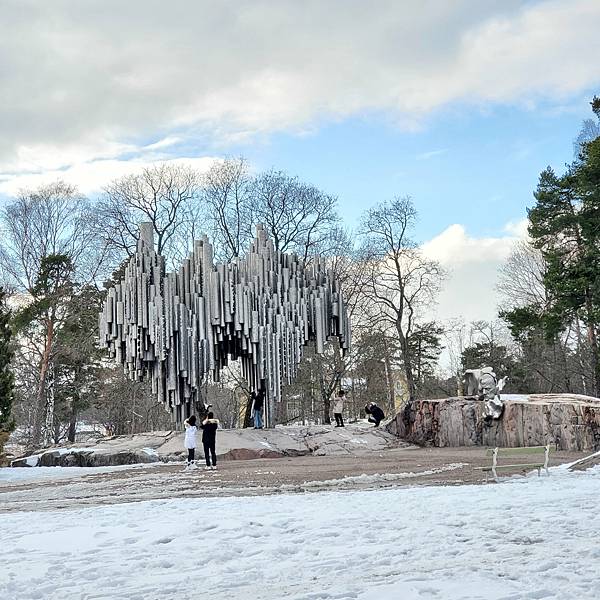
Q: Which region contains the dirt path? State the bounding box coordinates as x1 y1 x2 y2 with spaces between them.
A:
0 447 584 513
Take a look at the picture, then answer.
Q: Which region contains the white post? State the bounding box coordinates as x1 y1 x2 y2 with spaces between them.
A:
492 447 498 479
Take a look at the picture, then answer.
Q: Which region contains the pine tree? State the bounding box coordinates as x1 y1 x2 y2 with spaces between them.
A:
524 96 600 394
0 286 15 461
12 254 75 446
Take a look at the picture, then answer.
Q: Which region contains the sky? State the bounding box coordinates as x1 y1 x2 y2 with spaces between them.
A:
0 0 599 324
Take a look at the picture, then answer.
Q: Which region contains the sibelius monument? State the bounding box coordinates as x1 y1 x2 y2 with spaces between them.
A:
99 223 351 426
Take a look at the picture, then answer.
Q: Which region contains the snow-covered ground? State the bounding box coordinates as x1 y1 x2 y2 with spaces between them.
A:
0 462 164 484
1 464 598 600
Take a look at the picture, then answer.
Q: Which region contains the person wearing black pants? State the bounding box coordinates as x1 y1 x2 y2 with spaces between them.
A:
333 389 345 427
365 402 385 427
183 415 198 470
201 411 219 470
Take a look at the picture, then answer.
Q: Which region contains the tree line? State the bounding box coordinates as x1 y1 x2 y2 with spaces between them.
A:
1 96 599 453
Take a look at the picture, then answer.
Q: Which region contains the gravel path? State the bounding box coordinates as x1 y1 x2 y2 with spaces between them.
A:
0 446 585 513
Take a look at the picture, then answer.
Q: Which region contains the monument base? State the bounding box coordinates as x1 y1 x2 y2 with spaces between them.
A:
387 394 600 451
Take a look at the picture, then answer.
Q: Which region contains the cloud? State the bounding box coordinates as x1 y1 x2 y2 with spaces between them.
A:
503 219 529 237
421 222 527 323
416 149 448 160
0 156 218 196
0 0 598 176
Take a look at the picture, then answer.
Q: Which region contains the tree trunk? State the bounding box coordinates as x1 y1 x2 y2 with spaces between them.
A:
574 317 588 395
243 395 253 428
396 323 417 402
587 324 600 396
321 373 332 424
584 295 600 395
403 359 416 402
32 318 54 447
383 354 395 413
68 404 77 443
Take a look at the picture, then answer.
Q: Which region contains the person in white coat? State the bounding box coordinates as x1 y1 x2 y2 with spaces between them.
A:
333 389 345 427
183 415 198 469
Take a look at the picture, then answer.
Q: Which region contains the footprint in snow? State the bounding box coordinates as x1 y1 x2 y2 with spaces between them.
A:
154 536 173 544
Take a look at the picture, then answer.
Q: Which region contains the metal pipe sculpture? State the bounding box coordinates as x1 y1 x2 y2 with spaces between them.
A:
99 223 351 426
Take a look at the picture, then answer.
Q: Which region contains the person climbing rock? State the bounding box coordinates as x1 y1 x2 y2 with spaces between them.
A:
365 402 385 427
333 389 345 427
201 412 219 470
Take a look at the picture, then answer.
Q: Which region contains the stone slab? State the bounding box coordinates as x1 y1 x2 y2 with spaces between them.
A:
387 394 600 451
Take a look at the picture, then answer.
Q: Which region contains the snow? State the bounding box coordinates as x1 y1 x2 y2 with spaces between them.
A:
501 394 531 402
24 455 40 467
1 465 599 599
48 446 98 456
282 463 467 490
0 463 164 484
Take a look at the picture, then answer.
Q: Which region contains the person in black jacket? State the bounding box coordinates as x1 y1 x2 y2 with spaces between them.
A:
365 402 385 427
251 390 264 429
201 412 219 470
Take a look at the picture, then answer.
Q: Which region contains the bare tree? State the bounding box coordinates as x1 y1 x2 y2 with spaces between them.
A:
95 163 202 267
360 197 445 402
497 241 547 310
89 369 170 436
202 160 340 264
312 227 368 421
0 182 101 290
252 170 339 261
202 158 254 261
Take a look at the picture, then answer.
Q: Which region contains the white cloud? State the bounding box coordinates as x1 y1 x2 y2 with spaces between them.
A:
416 149 449 160
422 222 527 323
503 219 529 238
0 156 218 196
0 0 598 175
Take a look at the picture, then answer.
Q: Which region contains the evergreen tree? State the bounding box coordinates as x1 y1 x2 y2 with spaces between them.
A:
461 342 526 392
0 286 15 460
525 97 600 394
408 321 444 390
52 284 105 442
13 254 75 445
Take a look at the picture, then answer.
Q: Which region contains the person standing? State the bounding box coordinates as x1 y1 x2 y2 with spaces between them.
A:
201 411 219 470
333 389 345 427
183 415 198 469
251 390 264 429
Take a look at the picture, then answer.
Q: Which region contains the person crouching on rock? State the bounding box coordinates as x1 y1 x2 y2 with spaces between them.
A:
183 415 198 469
333 389 345 427
201 412 219 470
365 402 385 427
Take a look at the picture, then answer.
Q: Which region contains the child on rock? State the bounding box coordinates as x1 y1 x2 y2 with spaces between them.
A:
201 412 219 470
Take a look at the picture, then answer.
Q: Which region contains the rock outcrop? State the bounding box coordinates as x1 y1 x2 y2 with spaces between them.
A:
387 394 600 451
11 423 403 467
